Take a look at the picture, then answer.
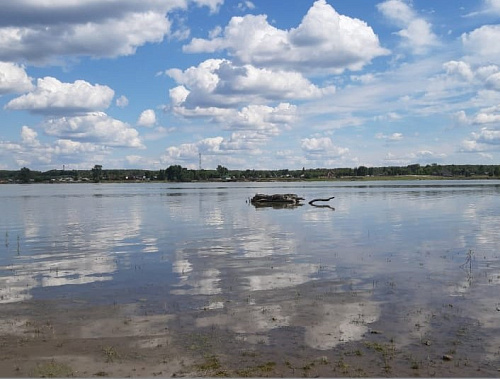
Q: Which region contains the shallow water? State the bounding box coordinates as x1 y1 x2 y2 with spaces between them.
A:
1 180 500 376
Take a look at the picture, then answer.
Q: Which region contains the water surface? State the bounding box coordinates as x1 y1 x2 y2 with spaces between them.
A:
1 181 500 376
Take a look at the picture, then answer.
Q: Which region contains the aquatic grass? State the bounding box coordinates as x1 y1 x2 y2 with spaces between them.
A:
235 361 277 377
345 348 363 357
93 371 109 377
196 354 227 376
460 249 475 284
32 360 73 377
257 361 276 372
318 355 329 364
234 368 252 377
336 357 349 375
102 345 120 363
364 341 396 374
186 332 214 352
240 350 259 357
197 354 221 370
302 362 312 371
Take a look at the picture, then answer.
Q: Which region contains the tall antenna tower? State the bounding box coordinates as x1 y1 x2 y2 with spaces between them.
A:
199 153 202 170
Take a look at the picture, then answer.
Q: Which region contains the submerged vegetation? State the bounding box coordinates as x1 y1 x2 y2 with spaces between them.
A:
2 163 500 183
32 360 74 378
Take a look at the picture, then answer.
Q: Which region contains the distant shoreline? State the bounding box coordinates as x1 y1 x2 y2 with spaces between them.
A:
2 174 500 185
3 164 500 183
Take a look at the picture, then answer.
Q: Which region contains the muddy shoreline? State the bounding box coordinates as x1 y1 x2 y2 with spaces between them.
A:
1 282 499 377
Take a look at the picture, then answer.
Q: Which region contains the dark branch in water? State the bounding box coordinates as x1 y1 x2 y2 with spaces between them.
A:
308 196 335 205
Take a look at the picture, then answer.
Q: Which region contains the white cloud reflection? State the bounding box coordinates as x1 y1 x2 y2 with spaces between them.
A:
171 267 221 295
0 251 116 304
0 272 37 303
246 263 320 291
304 301 380 350
0 186 148 303
196 303 289 337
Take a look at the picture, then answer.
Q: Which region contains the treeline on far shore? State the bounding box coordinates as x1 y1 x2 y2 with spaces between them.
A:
2 163 500 184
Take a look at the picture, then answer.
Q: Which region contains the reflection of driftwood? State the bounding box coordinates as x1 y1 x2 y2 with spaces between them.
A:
252 201 302 209
251 193 304 205
308 196 335 205
310 204 335 210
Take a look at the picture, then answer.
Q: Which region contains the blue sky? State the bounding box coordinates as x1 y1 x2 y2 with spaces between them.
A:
1 0 500 171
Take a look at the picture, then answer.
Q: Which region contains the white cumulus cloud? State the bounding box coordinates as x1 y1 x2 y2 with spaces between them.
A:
443 61 475 82
216 103 297 135
5 77 114 115
52 139 104 156
221 131 269 151
462 25 500 64
238 1 255 11
0 126 109 169
167 59 333 110
162 142 200 164
462 126 500 152
485 72 500 90
164 102 297 164
137 109 157 127
184 0 388 74
192 0 224 13
301 137 349 157
474 128 500 144
0 0 224 64
0 62 33 94
115 95 129 108
485 0 500 14
377 0 439 54
42 112 143 148
161 133 267 167
384 150 446 165
20 126 40 147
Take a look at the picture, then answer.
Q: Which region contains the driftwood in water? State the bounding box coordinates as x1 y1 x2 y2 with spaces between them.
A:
250 194 335 210
251 193 304 205
308 196 335 205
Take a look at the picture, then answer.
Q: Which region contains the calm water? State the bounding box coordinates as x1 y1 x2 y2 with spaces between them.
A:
1 181 500 359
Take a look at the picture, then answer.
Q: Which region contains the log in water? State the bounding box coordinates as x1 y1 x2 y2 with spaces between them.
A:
250 193 305 204
250 193 335 206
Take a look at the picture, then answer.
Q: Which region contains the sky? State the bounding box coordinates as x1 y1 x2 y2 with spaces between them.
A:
1 0 500 171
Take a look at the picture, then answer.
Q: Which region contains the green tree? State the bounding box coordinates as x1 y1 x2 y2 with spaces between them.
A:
157 169 166 181
166 165 183 181
407 164 421 175
494 166 500 177
19 167 32 183
216 165 228 178
92 165 102 183
356 166 368 176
